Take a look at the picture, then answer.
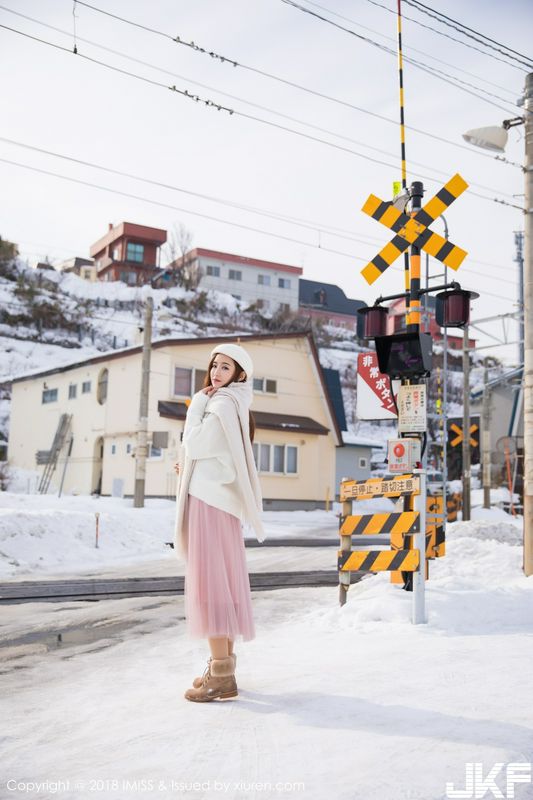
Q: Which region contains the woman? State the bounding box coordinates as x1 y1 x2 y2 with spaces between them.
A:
174 342 265 702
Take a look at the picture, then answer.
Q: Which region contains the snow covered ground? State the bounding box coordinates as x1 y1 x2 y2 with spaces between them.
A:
0 490 531 800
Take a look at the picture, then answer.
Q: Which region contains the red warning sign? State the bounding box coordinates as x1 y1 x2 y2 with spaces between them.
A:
356 352 398 420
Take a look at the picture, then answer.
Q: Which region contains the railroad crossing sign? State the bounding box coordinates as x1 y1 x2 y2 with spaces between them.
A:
449 421 479 448
360 173 469 285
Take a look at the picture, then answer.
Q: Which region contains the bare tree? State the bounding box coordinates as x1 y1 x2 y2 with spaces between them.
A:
163 223 198 288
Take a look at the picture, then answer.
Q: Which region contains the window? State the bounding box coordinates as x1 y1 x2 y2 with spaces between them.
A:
111 443 116 455
112 246 120 260
148 443 162 459
273 445 284 473
194 369 207 393
206 265 220 277
259 444 271 472
126 443 132 454
253 377 277 394
286 446 298 474
359 457 368 469
174 367 192 396
42 388 58 404
255 443 298 474
68 384 77 399
258 274 271 286
229 269 242 281
256 299 270 310
82 381 91 394
97 368 108 405
152 431 169 449
278 278 291 289
126 242 144 263
279 303 290 313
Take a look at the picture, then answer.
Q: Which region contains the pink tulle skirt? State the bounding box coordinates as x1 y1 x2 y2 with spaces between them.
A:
184 494 256 642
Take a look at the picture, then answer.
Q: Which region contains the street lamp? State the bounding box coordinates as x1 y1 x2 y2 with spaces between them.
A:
462 72 533 576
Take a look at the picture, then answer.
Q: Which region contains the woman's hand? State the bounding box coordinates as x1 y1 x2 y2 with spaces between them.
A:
201 386 218 397
173 463 180 475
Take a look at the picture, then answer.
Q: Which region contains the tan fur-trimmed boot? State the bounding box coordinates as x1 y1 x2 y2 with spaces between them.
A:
185 656 238 702
192 654 237 689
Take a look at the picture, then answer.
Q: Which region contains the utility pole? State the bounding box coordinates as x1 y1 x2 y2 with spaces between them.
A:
134 297 153 508
482 368 491 509
524 72 533 575
462 324 471 521
514 230 525 367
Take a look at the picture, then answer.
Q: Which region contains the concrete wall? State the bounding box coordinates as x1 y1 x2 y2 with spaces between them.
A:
335 445 373 498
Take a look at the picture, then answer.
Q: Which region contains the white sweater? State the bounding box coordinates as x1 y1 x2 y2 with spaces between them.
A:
183 390 243 520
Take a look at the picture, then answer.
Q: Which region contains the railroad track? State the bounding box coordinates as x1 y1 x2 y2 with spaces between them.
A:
0 570 362 604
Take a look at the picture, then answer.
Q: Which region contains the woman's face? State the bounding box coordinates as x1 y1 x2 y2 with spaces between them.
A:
210 355 238 388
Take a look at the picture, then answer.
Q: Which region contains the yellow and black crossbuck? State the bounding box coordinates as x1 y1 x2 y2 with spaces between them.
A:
360 173 468 285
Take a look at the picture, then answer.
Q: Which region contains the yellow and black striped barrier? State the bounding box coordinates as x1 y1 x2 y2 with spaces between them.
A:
339 511 420 536
338 549 419 573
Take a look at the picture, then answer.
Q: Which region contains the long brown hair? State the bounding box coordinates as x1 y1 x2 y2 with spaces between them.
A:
204 354 255 443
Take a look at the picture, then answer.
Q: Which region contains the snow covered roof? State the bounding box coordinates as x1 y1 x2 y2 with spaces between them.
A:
341 431 384 448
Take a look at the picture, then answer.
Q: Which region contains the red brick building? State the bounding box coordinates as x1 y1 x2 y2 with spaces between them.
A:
90 222 167 285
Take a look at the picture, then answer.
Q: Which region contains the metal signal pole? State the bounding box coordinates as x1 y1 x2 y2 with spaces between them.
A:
396 0 411 318
524 72 533 575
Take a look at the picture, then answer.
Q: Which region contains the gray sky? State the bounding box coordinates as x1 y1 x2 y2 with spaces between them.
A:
1 0 532 362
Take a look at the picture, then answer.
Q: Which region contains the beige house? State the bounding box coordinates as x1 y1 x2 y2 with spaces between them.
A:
9 333 342 509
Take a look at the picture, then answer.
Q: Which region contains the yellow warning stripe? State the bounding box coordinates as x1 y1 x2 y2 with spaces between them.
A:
338 549 420 572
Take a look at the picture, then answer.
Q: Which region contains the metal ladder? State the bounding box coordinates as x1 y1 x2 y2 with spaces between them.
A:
37 414 73 494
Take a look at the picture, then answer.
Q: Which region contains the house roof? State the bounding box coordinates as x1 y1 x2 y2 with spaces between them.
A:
183 248 303 275
321 367 347 432
341 431 384 448
158 401 329 435
299 279 366 317
90 222 167 257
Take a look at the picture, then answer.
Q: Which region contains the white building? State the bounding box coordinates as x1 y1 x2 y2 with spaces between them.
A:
176 248 302 312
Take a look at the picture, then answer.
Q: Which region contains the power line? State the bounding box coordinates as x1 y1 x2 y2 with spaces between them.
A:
298 0 518 97
404 0 533 70
290 0 520 108
1 138 523 286
63 0 514 152
0 21 518 207
279 0 519 114
1 9 509 197
365 0 529 74
0 136 383 248
0 156 518 302
0 135 518 248
0 156 370 263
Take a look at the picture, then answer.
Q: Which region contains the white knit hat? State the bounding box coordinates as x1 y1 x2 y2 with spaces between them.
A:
210 343 254 379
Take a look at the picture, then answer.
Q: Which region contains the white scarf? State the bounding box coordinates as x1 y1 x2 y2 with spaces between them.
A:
174 381 265 557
